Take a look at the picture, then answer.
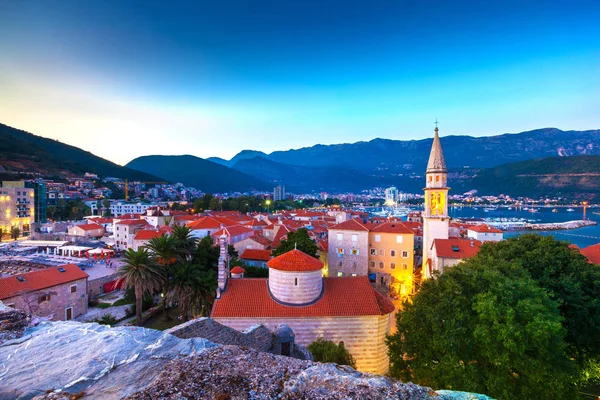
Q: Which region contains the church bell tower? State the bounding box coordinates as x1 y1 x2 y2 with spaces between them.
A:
422 126 449 279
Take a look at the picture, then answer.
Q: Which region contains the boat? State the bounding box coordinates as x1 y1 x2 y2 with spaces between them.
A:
567 208 575 212
507 206 513 210
552 209 558 213
528 208 539 213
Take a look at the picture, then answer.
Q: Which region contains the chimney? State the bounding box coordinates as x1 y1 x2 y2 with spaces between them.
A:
216 234 229 298
470 241 474 247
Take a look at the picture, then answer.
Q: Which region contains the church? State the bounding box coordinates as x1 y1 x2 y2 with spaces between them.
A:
210 235 395 374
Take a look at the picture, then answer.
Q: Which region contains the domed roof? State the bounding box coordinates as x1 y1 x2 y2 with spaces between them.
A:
267 249 323 272
273 324 295 342
230 266 246 274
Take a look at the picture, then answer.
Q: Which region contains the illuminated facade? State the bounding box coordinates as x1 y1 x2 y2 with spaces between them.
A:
422 127 450 279
0 184 35 239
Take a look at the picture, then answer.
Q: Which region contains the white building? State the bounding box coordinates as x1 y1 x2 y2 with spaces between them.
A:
467 224 503 242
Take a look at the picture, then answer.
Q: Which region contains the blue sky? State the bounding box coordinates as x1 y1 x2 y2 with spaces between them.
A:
0 0 599 165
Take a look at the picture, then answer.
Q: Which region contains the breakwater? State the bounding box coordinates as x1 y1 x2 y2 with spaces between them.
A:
492 219 597 232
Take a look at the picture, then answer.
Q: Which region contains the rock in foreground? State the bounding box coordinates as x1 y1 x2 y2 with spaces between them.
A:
128 346 438 400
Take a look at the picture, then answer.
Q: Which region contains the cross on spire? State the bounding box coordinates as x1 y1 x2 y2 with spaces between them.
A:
435 118 439 128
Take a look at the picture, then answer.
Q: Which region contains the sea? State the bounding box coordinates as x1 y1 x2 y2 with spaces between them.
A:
446 206 600 249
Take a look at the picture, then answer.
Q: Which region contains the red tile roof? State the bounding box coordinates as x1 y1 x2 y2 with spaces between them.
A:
230 266 246 274
467 224 503 233
116 213 143 220
329 218 369 231
75 223 103 231
134 230 164 241
267 249 323 272
187 216 238 230
211 225 255 238
88 217 112 224
115 219 148 226
0 265 89 300
240 249 272 261
211 277 394 318
247 234 272 247
370 221 414 234
580 243 600 264
434 238 482 259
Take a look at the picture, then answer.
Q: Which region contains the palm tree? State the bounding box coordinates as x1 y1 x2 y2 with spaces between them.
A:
145 234 179 318
117 248 165 325
172 225 198 260
168 261 217 320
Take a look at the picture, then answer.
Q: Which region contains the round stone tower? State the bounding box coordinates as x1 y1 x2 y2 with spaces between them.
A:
267 249 323 305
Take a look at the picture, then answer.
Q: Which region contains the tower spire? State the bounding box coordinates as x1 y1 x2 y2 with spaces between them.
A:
426 124 446 173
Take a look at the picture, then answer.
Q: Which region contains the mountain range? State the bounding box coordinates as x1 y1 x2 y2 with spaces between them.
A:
2 121 600 198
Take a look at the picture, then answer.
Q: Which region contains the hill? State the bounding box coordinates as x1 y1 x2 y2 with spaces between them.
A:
454 155 600 200
126 155 271 193
0 123 161 181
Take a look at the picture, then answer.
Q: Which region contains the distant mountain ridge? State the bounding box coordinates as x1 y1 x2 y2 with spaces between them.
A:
0 123 161 181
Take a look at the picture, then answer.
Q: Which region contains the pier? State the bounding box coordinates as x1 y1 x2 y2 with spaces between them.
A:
490 219 597 232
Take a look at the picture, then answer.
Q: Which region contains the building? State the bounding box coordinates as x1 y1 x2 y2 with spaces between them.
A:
132 229 165 251
430 238 482 273
239 248 271 267
467 224 503 242
211 246 395 374
422 127 450 279
67 223 105 239
368 222 415 296
327 218 370 277
384 186 398 205
0 264 88 321
114 219 151 250
0 183 35 239
580 243 600 264
273 185 286 201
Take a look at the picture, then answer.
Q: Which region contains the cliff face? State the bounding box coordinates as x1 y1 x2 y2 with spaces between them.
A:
0 306 491 400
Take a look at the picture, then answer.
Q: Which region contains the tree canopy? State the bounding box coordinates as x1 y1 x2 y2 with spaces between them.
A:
387 238 578 399
271 228 319 258
308 338 356 368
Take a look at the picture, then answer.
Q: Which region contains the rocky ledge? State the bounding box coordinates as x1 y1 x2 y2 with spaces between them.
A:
0 306 491 400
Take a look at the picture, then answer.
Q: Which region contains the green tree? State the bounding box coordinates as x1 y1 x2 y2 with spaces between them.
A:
47 205 57 220
308 338 356 368
168 261 217 320
272 228 319 258
476 234 600 384
209 196 221 211
387 257 575 399
10 226 20 240
102 199 111 217
172 225 198 260
117 249 165 325
194 236 220 271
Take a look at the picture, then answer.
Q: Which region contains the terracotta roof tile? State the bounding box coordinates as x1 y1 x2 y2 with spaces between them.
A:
581 243 600 264
434 238 482 259
134 230 164 241
211 277 394 318
240 249 272 261
230 266 246 274
0 265 88 300
329 218 369 231
211 225 255 237
187 216 238 230
467 224 503 233
75 223 103 231
370 221 414 234
267 249 323 272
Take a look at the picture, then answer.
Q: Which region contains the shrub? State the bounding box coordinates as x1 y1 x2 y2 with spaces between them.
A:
308 338 356 368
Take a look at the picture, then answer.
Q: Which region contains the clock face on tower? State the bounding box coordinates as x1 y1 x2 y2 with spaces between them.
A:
429 191 446 216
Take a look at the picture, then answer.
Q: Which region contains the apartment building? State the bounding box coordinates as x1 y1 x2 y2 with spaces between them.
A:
0 183 35 239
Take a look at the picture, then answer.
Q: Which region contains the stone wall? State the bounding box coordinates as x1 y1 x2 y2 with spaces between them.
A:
328 228 369 277
3 278 88 321
88 272 120 298
214 314 392 374
268 269 322 304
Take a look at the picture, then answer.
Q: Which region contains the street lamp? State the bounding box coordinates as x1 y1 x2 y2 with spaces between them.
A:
265 199 271 213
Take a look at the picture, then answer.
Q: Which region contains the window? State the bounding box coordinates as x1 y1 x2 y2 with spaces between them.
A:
38 294 51 303
452 245 460 252
353 262 357 268
294 278 298 286
429 176 432 182
351 234 358 242
351 248 359 255
337 248 344 255
370 248 377 256
402 251 409 258
338 261 342 267
337 233 343 241
379 249 385 256
402 263 408 270
374 234 381 242
379 262 384 269
390 263 396 269
436 176 440 182
352 273 357 277
337 272 343 277
390 250 396 257
70 285 77 294
370 261 375 268
396 235 403 244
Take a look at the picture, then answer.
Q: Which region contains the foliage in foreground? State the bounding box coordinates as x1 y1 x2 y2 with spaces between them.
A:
308 338 356 368
388 236 579 399
272 228 319 258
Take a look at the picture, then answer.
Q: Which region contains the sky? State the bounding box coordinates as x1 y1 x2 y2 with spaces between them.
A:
0 0 599 165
